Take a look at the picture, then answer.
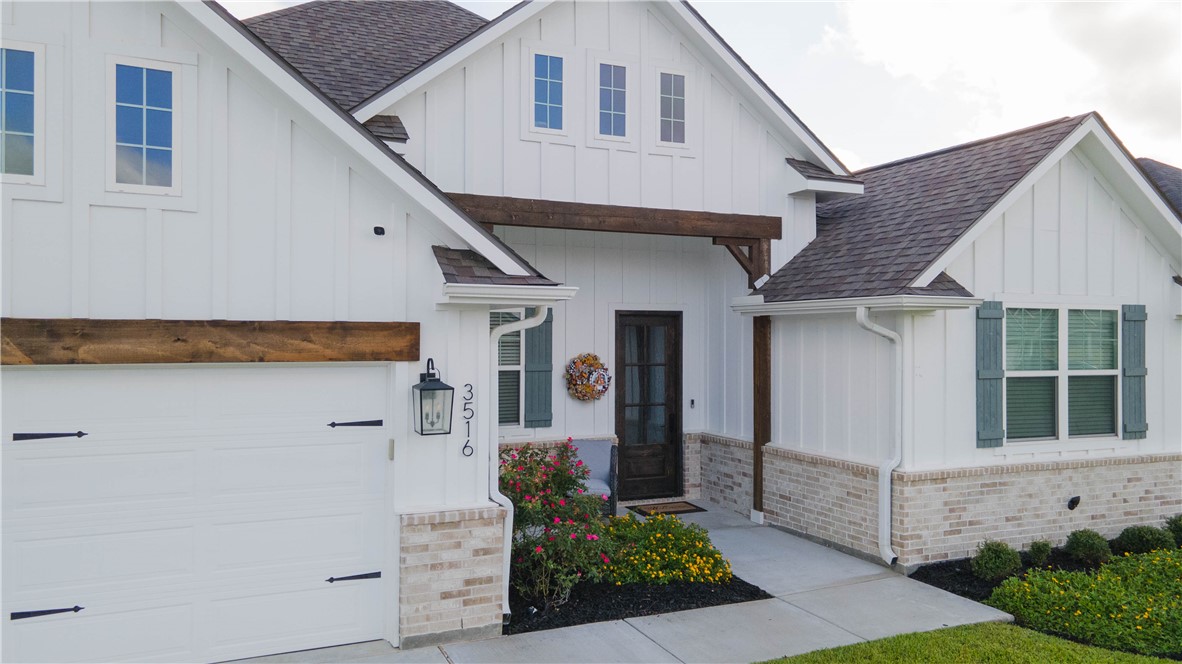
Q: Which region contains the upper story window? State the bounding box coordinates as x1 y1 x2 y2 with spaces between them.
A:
533 54 563 131
115 63 173 187
1005 307 1119 440
598 63 625 137
1 47 35 176
659 72 685 144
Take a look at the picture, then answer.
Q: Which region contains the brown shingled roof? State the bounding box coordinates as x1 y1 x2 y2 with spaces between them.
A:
786 158 863 185
244 0 487 110
758 114 1090 302
363 115 410 142
433 246 558 287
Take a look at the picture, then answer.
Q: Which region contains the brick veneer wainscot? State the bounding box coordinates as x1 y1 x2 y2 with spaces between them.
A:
699 434 1182 571
398 507 506 648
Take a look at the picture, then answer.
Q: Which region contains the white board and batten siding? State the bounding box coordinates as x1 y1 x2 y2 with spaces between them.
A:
768 314 897 466
384 0 828 443
1 3 499 660
500 228 754 443
908 146 1182 470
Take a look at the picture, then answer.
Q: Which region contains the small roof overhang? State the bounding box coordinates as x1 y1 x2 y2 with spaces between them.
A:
438 283 579 308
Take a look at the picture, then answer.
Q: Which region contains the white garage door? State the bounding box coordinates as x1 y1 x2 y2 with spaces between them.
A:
2 365 391 663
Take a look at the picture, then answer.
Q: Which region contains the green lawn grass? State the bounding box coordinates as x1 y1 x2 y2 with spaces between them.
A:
766 622 1168 663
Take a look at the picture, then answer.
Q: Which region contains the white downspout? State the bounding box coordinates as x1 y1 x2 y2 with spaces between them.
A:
855 306 901 566
488 305 551 623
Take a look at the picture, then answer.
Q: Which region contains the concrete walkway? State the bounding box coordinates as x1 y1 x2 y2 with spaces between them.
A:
237 501 1010 664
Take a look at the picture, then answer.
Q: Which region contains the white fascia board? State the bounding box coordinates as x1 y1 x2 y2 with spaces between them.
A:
352 1 553 122
731 294 982 317
1079 129 1182 270
664 2 849 176
184 2 533 277
786 179 865 196
439 283 579 307
911 119 1095 288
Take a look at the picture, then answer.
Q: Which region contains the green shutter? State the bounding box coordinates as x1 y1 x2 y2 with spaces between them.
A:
1121 304 1148 440
977 301 1004 447
523 308 553 428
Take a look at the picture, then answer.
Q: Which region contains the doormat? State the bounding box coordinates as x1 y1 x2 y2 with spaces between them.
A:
630 501 706 516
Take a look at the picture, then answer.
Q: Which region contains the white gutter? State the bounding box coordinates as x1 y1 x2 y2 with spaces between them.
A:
488 305 551 623
733 294 982 317
440 283 579 307
855 306 901 567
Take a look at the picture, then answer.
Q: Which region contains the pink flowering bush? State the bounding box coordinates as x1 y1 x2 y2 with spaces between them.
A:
500 439 611 610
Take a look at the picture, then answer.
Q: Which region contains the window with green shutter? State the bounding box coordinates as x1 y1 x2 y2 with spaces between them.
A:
491 311 523 426
995 305 1130 444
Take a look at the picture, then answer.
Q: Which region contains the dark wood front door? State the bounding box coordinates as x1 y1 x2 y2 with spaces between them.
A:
616 312 681 500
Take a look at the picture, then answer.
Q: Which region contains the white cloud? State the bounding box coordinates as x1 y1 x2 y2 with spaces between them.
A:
814 1 1181 163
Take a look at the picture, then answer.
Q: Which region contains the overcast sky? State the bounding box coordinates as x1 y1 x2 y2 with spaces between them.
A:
224 0 1181 171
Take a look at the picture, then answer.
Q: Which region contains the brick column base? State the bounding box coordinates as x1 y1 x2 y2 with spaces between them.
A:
398 506 507 649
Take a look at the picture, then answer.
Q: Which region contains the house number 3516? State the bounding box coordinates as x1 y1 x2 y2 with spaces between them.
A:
461 384 474 457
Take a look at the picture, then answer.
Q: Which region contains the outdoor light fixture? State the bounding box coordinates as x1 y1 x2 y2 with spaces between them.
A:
412 358 454 436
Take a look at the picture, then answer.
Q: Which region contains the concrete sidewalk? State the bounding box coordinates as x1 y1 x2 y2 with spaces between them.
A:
238 501 1010 664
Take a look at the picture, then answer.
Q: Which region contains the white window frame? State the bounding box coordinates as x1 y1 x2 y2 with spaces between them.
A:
521 44 571 140
646 63 696 154
0 40 46 186
493 308 527 429
105 54 182 196
585 52 637 148
1002 303 1122 444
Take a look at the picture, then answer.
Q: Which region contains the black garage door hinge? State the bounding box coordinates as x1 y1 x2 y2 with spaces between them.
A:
12 431 88 441
11 606 84 620
327 420 382 428
325 571 381 583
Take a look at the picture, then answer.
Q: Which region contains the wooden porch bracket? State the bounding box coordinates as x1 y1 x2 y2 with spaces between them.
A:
1 318 420 365
713 237 771 289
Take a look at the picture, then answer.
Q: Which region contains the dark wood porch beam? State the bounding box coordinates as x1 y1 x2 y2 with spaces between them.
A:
449 193 782 240
713 237 772 289
1 318 420 365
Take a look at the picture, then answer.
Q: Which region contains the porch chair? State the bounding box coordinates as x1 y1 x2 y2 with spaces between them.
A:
573 439 617 517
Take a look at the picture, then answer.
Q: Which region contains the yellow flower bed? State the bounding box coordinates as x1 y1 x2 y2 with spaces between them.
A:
604 514 733 585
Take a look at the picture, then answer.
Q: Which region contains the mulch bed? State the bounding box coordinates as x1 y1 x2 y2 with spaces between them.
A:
504 576 772 635
910 548 1096 602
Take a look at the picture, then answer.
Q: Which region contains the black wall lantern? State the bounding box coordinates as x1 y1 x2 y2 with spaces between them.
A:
412 358 454 436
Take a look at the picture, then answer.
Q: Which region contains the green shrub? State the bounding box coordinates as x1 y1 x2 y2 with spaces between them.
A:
604 514 732 585
988 548 1182 657
1165 515 1182 548
971 540 1022 581
1027 539 1053 568
1065 529 1112 566
1113 526 1176 555
500 440 611 610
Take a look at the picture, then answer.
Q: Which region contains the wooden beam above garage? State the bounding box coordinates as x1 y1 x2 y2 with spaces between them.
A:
448 193 782 240
1 318 420 365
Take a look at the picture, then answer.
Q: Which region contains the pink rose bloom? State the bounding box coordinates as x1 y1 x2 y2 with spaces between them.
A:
570 533 577 539
535 545 543 553
558 499 566 506
602 494 609 500
553 517 561 524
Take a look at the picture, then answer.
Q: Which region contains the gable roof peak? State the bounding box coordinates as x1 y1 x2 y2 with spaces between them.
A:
857 113 1093 176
